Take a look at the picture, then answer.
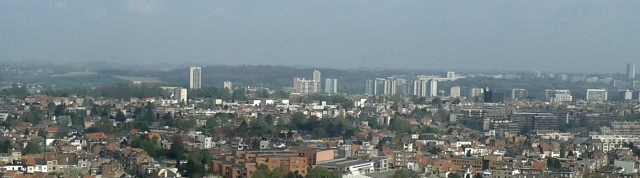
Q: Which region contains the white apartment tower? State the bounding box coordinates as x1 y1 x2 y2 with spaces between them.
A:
470 88 484 98
450 86 461 98
313 70 321 90
628 63 636 79
223 81 233 91
174 88 188 104
383 79 397 96
295 79 319 94
413 80 428 97
429 79 438 97
189 67 202 89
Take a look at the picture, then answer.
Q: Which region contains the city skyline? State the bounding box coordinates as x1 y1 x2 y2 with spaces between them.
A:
1 1 639 73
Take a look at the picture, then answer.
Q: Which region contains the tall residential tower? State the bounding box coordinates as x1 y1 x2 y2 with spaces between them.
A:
189 67 202 89
628 63 636 79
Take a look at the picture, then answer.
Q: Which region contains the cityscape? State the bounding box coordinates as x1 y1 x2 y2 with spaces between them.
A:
2 1 640 178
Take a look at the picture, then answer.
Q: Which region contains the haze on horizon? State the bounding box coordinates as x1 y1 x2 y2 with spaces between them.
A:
1 1 639 73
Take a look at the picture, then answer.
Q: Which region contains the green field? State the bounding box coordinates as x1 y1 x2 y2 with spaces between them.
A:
9 75 125 88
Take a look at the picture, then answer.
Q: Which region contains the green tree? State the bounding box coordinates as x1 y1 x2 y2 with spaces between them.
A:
169 135 185 159
431 97 442 105
180 119 197 129
367 117 378 129
237 120 249 135
312 128 326 139
22 141 42 154
252 164 272 178
260 89 270 98
0 138 14 153
265 114 274 125
393 169 420 178
115 111 126 122
205 118 217 128
250 119 271 136
276 91 290 99
306 167 341 178
560 143 567 158
232 88 247 101
292 112 306 127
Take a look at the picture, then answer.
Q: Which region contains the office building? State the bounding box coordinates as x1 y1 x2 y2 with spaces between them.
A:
223 81 232 91
413 80 428 97
586 89 608 102
429 79 438 97
189 67 202 89
446 71 456 78
450 86 461 98
511 89 527 100
628 63 636 79
173 88 188 104
324 79 337 94
483 88 504 103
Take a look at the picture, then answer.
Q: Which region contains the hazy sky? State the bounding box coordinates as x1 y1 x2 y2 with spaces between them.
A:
1 1 639 73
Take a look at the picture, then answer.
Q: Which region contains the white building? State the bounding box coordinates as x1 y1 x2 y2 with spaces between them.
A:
446 71 456 78
586 89 608 102
450 86 461 98
223 81 232 91
429 79 438 97
413 80 428 97
189 67 202 89
294 78 319 94
628 63 636 79
324 78 338 94
547 90 573 103
174 88 188 104
590 134 640 152
317 159 375 175
384 78 397 96
470 88 484 99
313 70 322 89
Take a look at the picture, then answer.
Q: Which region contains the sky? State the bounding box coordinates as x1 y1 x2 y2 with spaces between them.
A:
1 1 639 73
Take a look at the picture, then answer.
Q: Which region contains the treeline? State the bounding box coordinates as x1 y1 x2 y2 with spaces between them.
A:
40 86 93 97
91 83 167 99
235 112 358 139
252 165 341 178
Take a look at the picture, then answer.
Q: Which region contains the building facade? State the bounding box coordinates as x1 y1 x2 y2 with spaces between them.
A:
628 63 635 79
189 67 202 89
324 79 338 94
450 86 461 98
223 81 232 91
586 89 608 102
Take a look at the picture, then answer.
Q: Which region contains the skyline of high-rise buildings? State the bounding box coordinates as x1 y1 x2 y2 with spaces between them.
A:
189 67 202 89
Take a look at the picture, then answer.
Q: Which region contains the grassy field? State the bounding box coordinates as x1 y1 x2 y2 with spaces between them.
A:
114 76 164 83
51 72 98 77
10 75 125 88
